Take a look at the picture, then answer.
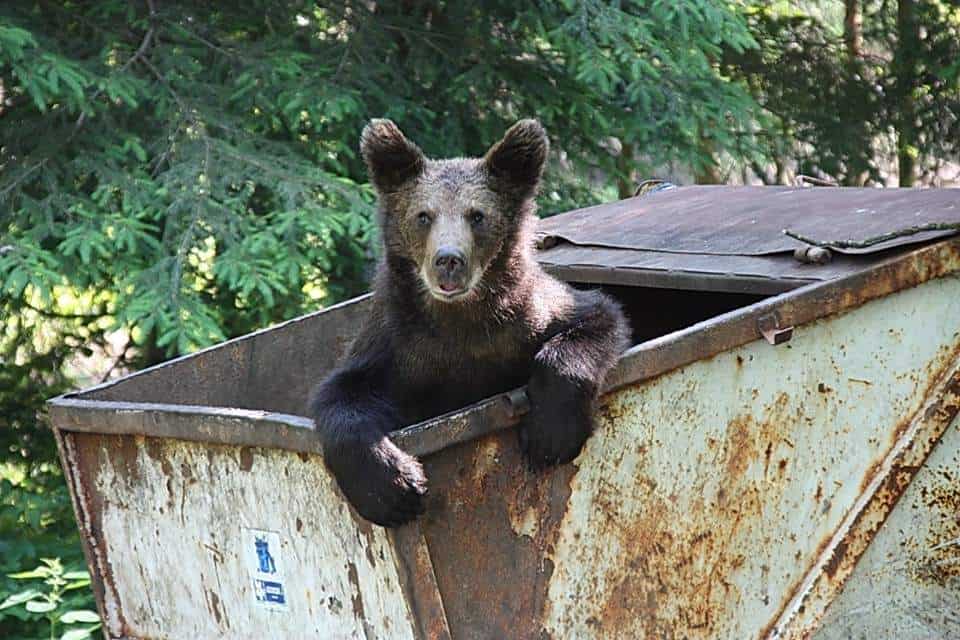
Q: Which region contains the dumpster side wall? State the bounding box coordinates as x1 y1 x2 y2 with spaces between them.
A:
82 296 370 414
540 274 960 639
66 433 418 639
811 414 960 640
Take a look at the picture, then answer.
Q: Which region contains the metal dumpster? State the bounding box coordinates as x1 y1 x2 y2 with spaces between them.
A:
49 186 960 639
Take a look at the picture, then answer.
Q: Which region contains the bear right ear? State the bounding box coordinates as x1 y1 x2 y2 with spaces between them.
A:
360 119 426 192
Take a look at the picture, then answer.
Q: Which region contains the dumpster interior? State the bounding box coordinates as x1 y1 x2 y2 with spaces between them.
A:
75 280 773 415
581 283 767 345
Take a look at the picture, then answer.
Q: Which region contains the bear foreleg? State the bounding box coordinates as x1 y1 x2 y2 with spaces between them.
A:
520 289 629 469
309 344 427 527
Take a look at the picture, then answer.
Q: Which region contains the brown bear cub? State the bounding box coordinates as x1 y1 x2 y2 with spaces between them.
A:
309 119 629 527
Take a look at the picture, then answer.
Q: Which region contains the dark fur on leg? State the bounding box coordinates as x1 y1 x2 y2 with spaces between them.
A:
520 289 630 469
309 345 426 527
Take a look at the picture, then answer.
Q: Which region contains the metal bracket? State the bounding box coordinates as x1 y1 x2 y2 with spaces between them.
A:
505 388 531 418
758 312 794 346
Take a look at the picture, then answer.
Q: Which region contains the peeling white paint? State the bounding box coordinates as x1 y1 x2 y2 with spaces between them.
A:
93 442 417 639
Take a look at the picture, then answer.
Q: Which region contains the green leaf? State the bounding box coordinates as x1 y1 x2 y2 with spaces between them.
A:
64 579 92 591
61 628 98 640
25 599 58 613
60 609 100 623
62 571 90 581
0 589 42 609
9 567 50 579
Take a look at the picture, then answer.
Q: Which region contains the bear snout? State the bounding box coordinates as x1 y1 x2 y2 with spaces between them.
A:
433 247 468 293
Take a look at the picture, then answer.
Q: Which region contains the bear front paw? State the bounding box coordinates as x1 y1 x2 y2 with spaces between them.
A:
327 436 427 527
519 368 595 470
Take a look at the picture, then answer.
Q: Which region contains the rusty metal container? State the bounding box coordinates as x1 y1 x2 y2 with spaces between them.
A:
50 186 960 639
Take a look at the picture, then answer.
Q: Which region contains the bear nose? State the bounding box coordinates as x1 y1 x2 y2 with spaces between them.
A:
434 248 466 272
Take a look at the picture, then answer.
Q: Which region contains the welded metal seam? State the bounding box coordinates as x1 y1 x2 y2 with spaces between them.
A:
767 350 960 639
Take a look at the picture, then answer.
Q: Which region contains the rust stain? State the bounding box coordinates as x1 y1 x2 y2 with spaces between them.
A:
205 589 224 626
770 350 960 639
573 391 798 638
724 416 755 480
823 540 849 579
66 433 134 636
417 430 573 639
916 462 960 586
346 561 367 622
238 447 254 472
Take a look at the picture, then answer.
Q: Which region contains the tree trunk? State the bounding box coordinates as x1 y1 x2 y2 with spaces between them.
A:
895 0 919 187
616 141 636 200
844 0 863 58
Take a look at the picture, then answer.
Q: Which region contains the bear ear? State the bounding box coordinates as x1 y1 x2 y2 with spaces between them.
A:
360 119 426 192
482 119 549 194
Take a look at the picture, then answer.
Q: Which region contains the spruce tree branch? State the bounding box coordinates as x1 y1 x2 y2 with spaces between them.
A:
74 1 157 131
99 337 133 383
2 1 159 196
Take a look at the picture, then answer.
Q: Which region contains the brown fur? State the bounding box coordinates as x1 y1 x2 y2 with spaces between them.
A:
309 119 629 527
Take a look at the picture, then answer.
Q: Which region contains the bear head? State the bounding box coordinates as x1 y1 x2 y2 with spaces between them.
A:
360 118 549 305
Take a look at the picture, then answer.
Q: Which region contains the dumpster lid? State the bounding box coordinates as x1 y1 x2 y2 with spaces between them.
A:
537 186 960 255
536 186 960 293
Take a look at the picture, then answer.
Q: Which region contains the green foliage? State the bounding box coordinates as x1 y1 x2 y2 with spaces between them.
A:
0 464 93 640
1 1 764 361
727 0 960 185
0 559 99 640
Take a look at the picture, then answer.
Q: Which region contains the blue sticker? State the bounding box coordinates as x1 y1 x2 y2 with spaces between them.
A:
255 537 277 574
244 529 288 611
254 579 286 606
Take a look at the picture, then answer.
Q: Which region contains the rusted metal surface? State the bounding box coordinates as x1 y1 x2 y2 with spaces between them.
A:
388 524 452 640
606 238 960 394
757 311 794 345
537 186 960 256
65 432 420 639
53 428 117 634
811 416 960 640
48 399 320 455
534 274 957 637
416 431 577 639
773 348 960 638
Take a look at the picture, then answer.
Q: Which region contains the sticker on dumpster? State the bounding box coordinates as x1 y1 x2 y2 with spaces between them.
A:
243 528 288 610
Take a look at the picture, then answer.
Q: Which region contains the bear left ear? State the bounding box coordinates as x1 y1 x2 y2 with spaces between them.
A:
482 119 549 195
360 119 426 193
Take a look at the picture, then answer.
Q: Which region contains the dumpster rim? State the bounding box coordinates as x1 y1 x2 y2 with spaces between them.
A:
48 237 960 460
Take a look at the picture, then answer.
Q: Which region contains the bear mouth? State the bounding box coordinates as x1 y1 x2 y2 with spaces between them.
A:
420 264 482 303
429 286 471 302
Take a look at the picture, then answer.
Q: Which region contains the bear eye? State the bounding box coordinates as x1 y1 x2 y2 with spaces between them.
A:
468 209 485 226
416 211 433 227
